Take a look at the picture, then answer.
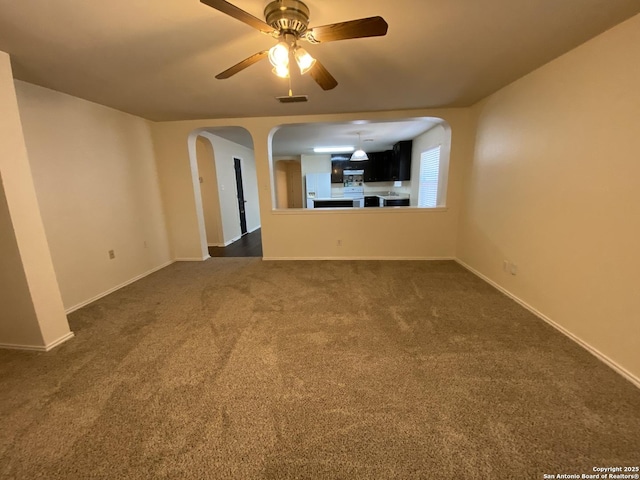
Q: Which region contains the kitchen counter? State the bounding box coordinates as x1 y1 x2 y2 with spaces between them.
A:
364 193 410 207
375 194 410 201
309 197 357 208
308 195 408 208
311 196 360 202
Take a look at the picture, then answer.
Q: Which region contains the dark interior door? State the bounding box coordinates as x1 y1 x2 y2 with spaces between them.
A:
233 158 247 235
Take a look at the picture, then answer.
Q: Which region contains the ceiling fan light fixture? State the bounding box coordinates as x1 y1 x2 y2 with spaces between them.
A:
272 65 290 78
294 46 316 74
205 0 388 91
268 41 290 68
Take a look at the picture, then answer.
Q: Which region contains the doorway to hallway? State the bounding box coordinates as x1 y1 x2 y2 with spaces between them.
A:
208 228 262 257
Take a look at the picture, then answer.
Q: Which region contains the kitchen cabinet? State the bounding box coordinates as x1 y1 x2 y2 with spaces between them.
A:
313 199 354 208
364 195 381 207
331 141 412 183
364 151 392 182
330 154 350 183
391 140 412 181
383 198 410 207
331 156 370 183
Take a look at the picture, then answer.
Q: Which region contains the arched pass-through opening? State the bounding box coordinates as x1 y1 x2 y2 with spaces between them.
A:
187 127 261 258
269 117 451 211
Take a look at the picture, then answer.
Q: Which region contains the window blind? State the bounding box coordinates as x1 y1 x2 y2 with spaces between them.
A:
418 146 441 208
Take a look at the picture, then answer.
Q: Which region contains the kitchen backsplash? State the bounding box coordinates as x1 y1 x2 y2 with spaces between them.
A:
331 181 412 197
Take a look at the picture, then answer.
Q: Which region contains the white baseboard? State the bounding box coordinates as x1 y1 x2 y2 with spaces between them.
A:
219 226 261 247
0 331 75 352
455 259 640 389
45 332 75 351
262 256 455 261
65 261 174 314
208 243 224 247
223 235 241 246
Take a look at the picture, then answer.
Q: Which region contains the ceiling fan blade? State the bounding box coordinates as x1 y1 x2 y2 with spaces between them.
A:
216 51 269 79
309 60 338 91
200 0 276 35
305 16 388 43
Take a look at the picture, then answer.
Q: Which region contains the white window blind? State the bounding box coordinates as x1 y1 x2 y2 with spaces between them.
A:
418 146 441 208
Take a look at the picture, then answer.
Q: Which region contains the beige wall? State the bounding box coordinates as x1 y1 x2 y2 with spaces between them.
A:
457 14 640 381
0 175 42 345
0 51 71 349
301 154 331 177
15 81 171 311
195 136 224 246
150 109 474 261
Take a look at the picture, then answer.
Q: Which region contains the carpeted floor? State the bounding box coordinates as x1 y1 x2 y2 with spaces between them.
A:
0 259 638 479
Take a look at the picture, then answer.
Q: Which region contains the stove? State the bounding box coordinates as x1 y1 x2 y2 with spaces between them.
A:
343 186 364 207
343 170 364 207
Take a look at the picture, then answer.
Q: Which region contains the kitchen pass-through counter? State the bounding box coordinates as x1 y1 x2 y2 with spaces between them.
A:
309 194 410 208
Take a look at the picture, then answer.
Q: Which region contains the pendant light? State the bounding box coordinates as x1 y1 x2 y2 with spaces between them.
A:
350 132 368 161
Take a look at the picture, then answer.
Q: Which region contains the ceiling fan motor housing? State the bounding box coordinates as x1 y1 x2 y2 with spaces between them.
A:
264 0 310 36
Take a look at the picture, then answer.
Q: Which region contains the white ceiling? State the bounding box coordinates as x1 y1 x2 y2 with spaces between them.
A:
1 0 638 123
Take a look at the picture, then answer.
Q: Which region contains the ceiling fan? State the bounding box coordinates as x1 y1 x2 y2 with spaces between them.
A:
201 0 389 91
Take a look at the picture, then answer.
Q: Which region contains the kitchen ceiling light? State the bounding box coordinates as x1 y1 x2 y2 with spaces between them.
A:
313 146 354 153
350 132 369 161
351 149 368 161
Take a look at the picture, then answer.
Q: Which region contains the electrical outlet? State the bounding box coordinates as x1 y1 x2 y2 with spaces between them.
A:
503 260 509 272
510 263 518 275
336 239 342 247
108 250 115 260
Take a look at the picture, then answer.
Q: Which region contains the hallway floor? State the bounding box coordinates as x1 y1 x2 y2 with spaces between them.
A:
208 228 262 258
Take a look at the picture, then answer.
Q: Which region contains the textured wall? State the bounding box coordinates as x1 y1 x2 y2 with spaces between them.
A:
0 52 70 348
151 109 473 261
15 81 171 311
457 14 640 380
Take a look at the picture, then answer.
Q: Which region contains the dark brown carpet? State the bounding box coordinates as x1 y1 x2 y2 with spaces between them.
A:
1 259 639 479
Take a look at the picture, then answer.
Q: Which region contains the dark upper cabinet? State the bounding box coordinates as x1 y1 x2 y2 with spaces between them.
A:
330 154 349 183
391 140 413 181
331 141 412 183
363 152 379 182
364 150 392 182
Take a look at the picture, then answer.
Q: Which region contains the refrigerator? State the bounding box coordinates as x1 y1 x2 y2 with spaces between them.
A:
305 173 331 208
